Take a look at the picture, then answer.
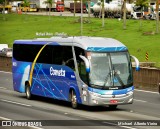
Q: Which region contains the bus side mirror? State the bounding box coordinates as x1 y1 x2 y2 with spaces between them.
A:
131 55 140 71
79 55 90 73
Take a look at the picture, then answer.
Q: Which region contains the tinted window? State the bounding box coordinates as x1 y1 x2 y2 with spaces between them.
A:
13 44 42 62
13 44 75 69
74 47 85 60
37 45 54 64
52 46 63 64
62 46 75 69
74 47 87 83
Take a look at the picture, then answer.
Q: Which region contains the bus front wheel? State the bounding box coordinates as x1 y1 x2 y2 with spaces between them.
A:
70 90 78 109
25 84 32 100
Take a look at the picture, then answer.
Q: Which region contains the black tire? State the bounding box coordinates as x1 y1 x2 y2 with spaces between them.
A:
109 105 117 110
25 84 32 100
70 90 78 109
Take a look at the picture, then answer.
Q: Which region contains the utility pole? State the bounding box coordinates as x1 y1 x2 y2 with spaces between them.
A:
3 0 6 21
156 0 159 33
102 0 105 27
81 0 83 36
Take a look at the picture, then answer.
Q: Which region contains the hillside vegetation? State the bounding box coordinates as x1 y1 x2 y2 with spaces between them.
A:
0 14 160 67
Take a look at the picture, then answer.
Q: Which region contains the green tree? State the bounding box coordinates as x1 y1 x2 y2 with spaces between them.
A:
101 0 112 28
21 0 29 21
155 0 159 33
85 0 94 22
80 0 84 36
135 0 149 30
122 0 127 30
23 0 29 14
44 0 53 20
101 0 104 27
87 0 91 20
122 0 134 30
73 0 77 17
1 0 6 21
0 0 4 4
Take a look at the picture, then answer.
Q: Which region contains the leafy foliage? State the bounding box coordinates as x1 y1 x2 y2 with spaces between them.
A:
44 0 52 8
23 0 29 7
135 0 149 8
0 0 4 4
0 14 160 66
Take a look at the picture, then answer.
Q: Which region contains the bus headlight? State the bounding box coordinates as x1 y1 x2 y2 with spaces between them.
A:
93 99 98 104
128 98 133 103
82 90 87 96
89 91 101 97
126 91 133 96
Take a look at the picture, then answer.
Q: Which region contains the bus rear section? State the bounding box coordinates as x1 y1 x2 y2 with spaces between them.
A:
12 42 82 108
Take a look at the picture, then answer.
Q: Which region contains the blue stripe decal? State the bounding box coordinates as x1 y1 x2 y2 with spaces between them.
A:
87 47 127 52
31 64 67 100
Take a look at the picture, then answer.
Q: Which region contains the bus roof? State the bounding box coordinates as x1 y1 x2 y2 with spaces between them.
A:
14 36 127 52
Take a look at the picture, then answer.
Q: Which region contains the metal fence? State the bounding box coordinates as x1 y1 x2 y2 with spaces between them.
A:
133 67 160 91
0 56 12 72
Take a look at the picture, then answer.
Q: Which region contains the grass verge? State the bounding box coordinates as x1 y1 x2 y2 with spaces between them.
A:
0 13 160 67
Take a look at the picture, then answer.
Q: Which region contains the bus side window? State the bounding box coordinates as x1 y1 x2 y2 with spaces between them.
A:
78 60 87 83
62 46 75 70
74 46 87 83
65 58 75 70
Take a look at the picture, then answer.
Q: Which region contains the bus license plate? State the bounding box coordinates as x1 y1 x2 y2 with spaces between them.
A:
110 100 118 104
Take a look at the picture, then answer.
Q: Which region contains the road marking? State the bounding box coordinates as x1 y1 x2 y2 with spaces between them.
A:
28 126 44 129
134 99 147 103
103 121 137 129
0 71 12 74
0 116 44 129
0 87 7 90
0 116 11 120
135 89 159 94
119 126 137 129
1 99 32 107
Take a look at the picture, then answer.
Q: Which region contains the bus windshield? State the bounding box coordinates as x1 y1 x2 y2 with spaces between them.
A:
89 52 133 89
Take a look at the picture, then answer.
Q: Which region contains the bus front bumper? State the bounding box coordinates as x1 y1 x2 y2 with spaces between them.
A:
88 91 134 106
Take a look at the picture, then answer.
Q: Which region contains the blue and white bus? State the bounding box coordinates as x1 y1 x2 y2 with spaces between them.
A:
12 36 140 109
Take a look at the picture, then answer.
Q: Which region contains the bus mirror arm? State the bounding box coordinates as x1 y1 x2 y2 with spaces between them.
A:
79 55 90 73
131 55 140 71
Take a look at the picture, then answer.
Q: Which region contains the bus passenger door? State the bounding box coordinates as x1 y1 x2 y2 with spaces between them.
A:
77 60 89 105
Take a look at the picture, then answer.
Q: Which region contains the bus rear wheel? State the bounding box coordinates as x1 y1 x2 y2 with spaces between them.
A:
25 84 32 100
70 90 78 109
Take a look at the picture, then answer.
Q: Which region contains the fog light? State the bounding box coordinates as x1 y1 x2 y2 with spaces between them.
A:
93 99 98 104
128 98 133 103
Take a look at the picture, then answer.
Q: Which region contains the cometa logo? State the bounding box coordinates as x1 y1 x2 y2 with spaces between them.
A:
50 67 65 77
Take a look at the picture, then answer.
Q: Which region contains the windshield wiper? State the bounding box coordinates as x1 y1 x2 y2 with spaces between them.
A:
90 84 103 89
103 68 125 89
112 65 125 87
103 72 111 88
114 71 125 87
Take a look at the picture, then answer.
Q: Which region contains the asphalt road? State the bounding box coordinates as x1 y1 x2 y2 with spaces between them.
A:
0 71 160 129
